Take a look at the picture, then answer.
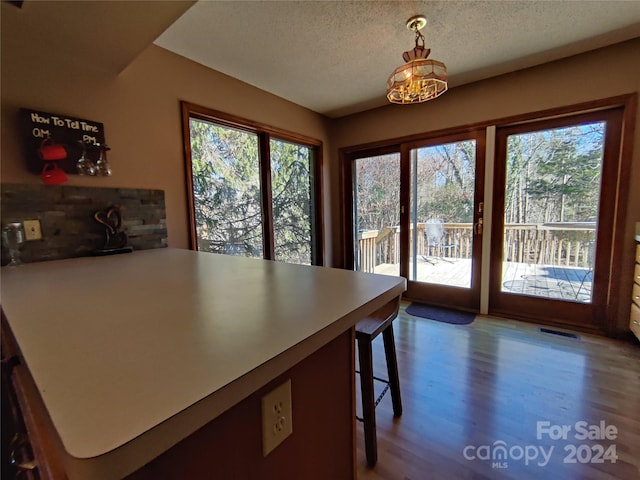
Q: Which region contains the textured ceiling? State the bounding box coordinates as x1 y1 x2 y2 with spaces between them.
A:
155 1 640 118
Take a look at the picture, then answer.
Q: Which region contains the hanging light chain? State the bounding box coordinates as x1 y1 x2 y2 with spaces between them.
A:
413 25 425 49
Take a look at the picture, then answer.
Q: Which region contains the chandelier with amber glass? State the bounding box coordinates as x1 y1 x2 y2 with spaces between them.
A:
386 15 448 104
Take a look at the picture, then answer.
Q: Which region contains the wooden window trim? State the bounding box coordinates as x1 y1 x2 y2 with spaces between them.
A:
340 94 636 269
339 94 635 154
339 94 636 335
180 101 324 266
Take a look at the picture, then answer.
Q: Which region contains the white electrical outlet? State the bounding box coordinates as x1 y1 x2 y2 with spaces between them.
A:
261 379 293 456
23 220 42 241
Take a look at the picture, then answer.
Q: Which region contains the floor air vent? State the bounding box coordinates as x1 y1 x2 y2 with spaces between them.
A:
538 327 580 340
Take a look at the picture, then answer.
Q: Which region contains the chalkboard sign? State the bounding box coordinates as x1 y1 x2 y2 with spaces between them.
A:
21 108 107 175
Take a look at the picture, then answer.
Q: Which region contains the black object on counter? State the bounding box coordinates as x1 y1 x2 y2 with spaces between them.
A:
92 206 133 256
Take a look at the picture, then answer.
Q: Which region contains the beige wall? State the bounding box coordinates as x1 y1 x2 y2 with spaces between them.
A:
1 43 333 261
330 38 640 333
331 39 640 147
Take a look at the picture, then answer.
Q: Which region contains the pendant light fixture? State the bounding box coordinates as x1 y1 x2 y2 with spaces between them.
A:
386 15 448 104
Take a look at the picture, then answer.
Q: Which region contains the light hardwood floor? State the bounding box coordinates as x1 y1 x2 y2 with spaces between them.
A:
356 303 640 480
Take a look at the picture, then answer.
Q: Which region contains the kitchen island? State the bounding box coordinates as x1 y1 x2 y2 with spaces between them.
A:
1 248 405 479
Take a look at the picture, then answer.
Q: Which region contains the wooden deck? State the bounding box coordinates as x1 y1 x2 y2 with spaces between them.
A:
373 259 592 303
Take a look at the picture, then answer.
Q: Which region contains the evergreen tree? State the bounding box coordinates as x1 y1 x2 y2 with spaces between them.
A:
189 119 313 264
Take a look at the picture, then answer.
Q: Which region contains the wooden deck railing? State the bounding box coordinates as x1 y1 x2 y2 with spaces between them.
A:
356 222 596 273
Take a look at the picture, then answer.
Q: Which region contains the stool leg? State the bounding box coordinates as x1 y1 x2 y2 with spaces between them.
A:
382 324 402 417
357 336 377 467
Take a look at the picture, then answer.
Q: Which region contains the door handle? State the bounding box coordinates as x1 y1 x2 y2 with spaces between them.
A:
474 218 483 235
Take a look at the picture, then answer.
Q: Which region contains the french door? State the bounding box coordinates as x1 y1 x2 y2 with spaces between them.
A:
343 100 630 330
489 108 624 329
345 131 485 311
405 132 485 309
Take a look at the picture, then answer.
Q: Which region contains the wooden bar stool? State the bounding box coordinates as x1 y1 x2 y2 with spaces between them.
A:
355 297 402 467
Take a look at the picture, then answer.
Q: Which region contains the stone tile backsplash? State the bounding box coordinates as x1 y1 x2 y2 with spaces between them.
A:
1 183 167 265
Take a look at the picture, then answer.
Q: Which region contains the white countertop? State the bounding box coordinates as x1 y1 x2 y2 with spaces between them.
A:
1 248 405 479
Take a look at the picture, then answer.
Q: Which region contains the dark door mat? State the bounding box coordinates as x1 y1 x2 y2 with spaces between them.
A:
405 303 475 325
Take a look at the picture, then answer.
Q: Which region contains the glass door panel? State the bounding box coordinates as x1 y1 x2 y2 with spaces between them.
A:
353 153 401 276
490 108 624 328
404 132 485 310
500 123 604 303
409 140 477 288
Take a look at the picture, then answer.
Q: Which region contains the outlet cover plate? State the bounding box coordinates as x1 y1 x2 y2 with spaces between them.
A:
261 379 293 456
23 219 42 241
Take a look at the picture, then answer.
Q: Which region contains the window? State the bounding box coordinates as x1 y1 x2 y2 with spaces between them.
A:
182 102 323 265
270 138 315 264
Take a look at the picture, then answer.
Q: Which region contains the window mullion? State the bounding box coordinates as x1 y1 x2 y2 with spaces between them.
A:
259 132 275 260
